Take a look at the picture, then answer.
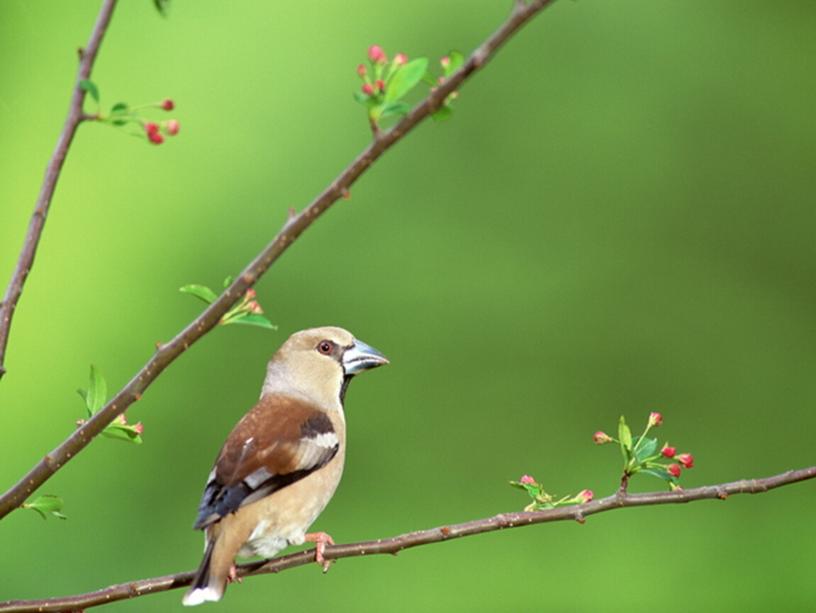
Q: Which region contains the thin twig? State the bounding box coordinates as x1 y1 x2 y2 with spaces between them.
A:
1 466 812 612
0 0 118 380
0 0 557 519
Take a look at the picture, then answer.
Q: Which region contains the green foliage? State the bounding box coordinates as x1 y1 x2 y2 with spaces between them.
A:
77 366 143 445
180 280 277 330
22 495 67 520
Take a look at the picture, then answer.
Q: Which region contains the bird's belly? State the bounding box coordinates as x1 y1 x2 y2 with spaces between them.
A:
239 455 344 558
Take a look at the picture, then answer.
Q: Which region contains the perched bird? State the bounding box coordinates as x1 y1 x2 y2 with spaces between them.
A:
182 326 388 606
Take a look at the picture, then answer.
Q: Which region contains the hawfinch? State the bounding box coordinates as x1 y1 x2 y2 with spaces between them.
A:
182 326 388 606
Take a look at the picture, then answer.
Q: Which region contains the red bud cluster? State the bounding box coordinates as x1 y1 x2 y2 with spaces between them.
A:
356 45 409 100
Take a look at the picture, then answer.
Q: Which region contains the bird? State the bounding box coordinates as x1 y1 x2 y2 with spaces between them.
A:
182 326 388 606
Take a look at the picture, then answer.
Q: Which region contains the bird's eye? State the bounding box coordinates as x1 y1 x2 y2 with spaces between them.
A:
317 340 334 355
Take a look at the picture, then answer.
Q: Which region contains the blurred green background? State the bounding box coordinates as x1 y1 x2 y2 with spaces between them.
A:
1 1 815 611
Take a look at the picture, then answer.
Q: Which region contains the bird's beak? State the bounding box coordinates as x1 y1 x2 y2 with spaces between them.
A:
343 339 389 375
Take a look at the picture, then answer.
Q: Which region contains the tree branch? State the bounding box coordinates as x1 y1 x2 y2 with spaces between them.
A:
0 0 118 380
2 466 812 612
0 0 557 519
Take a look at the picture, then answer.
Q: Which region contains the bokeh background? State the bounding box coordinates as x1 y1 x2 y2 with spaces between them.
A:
1 1 815 611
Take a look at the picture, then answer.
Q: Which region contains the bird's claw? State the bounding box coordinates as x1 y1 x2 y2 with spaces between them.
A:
304 531 335 573
227 564 243 584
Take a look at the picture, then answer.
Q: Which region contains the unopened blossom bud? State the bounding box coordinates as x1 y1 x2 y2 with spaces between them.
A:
667 463 681 478
133 422 144 435
661 446 676 458
375 79 385 92
368 44 386 63
677 453 694 469
361 83 374 96
147 131 164 145
648 411 663 427
165 119 180 136
161 98 175 111
247 301 263 314
356 63 367 77
394 52 408 65
519 474 536 485
593 431 613 445
440 55 450 68
144 122 160 135
577 489 593 503
245 288 257 300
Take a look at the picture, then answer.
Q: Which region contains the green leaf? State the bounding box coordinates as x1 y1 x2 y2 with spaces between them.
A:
635 437 658 463
432 105 454 121
227 313 277 330
111 102 128 114
24 495 67 520
618 415 632 451
640 467 675 483
223 275 234 288
379 100 411 120
86 365 106 413
102 423 143 445
79 79 99 102
180 284 218 304
385 58 428 102
445 50 465 76
353 91 370 105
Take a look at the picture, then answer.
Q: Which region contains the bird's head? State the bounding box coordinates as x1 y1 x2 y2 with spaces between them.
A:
262 326 389 409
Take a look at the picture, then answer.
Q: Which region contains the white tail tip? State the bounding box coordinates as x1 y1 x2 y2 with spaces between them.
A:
182 586 222 606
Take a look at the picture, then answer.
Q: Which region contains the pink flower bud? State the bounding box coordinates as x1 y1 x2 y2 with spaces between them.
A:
667 463 681 478
161 98 175 111
394 53 408 65
592 431 613 445
115 414 127 425
577 489 593 503
165 119 180 136
144 122 160 135
356 63 367 77
368 44 386 63
246 301 263 314
677 453 694 469
661 446 676 458
375 79 385 92
648 411 663 427
147 131 164 145
133 422 144 435
519 474 536 485
245 288 257 300
361 83 374 96
440 56 450 68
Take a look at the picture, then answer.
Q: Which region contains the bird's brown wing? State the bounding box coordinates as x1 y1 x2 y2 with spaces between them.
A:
193 395 339 529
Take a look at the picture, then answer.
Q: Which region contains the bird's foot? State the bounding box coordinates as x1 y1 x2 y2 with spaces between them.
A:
227 564 242 584
304 531 335 573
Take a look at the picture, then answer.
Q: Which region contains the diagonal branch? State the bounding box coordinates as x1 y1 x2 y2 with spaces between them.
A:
2 466 813 612
0 0 558 519
0 0 118 381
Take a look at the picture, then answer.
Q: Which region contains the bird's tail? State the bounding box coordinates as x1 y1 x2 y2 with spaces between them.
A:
182 539 224 606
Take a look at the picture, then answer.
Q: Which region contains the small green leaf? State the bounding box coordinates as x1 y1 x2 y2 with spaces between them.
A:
432 105 454 121
635 437 658 463
102 423 143 444
180 284 218 304
226 313 277 330
223 275 234 288
445 50 465 76
353 91 370 105
111 102 128 114
379 100 411 120
23 495 67 520
87 365 107 413
385 58 428 102
640 467 675 483
79 79 99 102
618 415 632 451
